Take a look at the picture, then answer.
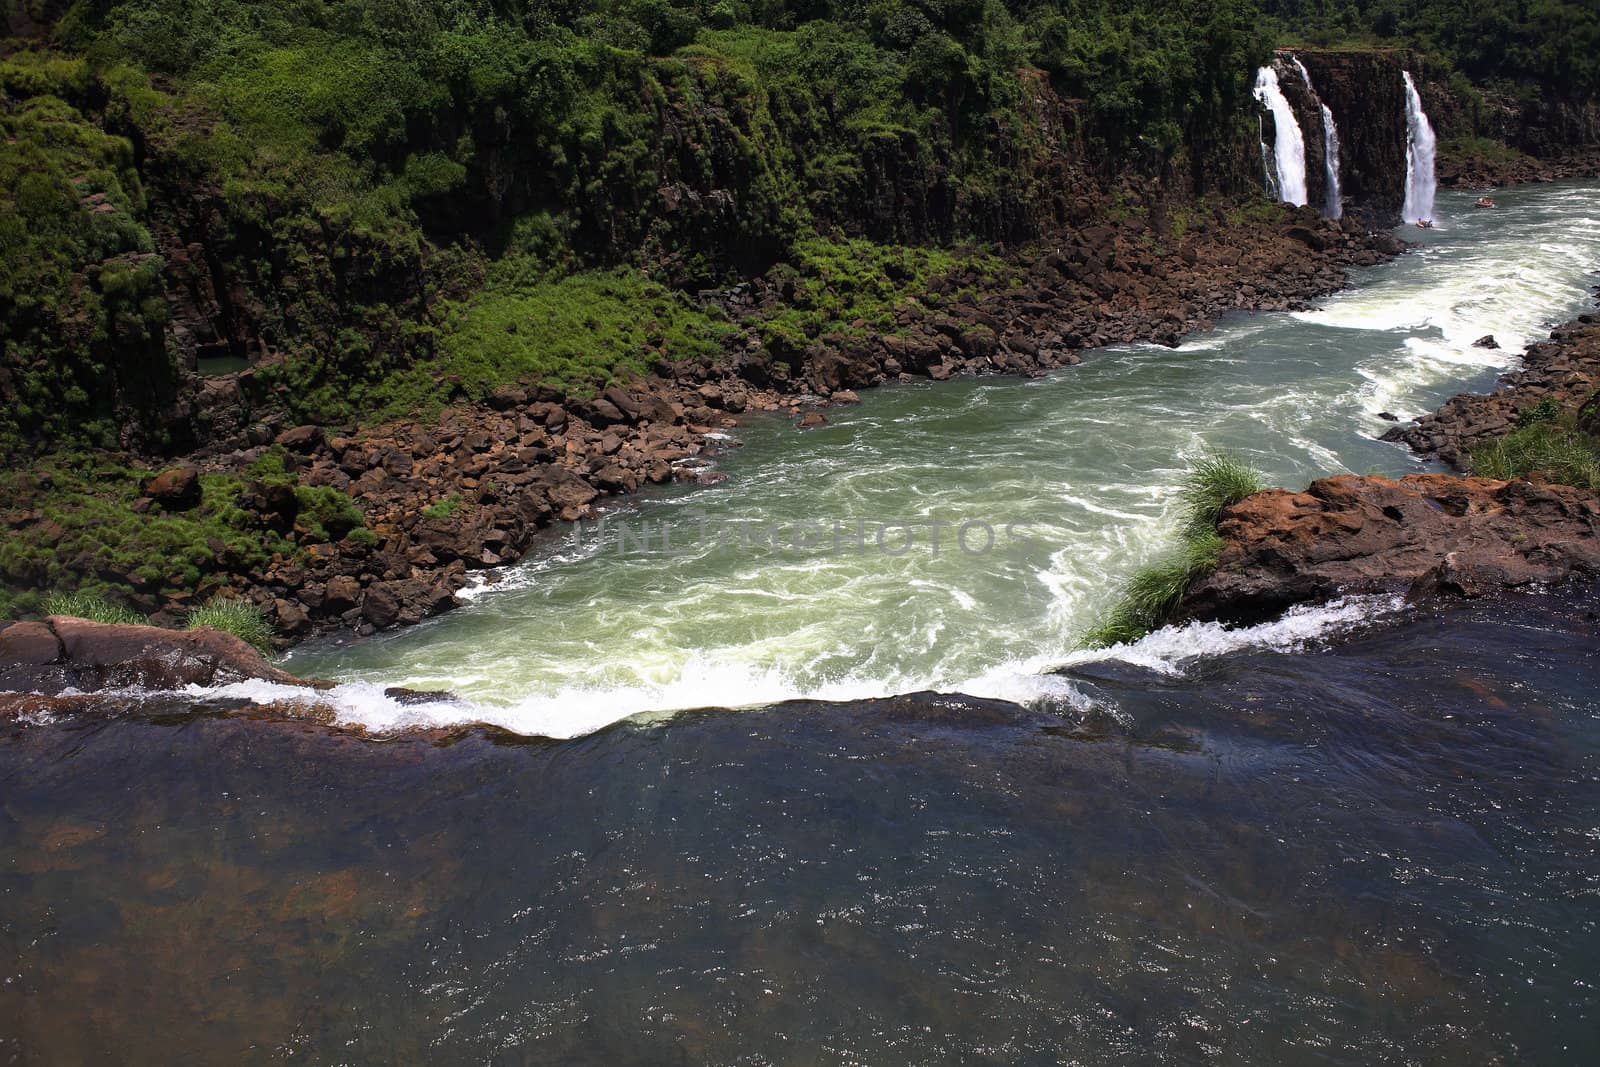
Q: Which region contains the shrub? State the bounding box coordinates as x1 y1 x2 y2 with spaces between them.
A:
294 485 365 541
1517 396 1563 426
422 494 463 519
43 589 145 625
186 597 274 651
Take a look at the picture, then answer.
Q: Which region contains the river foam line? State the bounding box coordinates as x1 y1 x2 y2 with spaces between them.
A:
198 595 1412 740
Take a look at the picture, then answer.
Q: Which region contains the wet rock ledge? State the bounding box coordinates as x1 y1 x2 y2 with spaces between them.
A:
0 616 314 696
1177 474 1600 625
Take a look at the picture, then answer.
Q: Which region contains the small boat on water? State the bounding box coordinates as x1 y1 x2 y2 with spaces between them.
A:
1476 196 1497 208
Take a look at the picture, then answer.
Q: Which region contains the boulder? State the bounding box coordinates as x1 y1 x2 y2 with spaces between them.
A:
274 425 326 451
1 616 311 695
361 584 401 629
142 467 202 511
1177 474 1600 625
324 575 362 611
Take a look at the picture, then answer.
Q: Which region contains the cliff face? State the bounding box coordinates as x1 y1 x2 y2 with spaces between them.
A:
1293 50 1410 224
1271 55 1332 214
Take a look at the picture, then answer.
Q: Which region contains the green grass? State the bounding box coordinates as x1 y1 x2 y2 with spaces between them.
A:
422 495 463 519
1471 408 1600 489
1080 454 1264 649
43 590 146 625
357 267 735 420
186 597 275 652
1439 134 1530 166
1179 453 1266 535
1079 530 1226 649
0 450 371 622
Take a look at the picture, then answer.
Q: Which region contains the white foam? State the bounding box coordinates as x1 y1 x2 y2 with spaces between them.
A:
194 595 1411 741
1048 594 1407 678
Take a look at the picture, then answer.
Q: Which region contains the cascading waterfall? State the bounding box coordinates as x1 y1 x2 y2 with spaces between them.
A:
1401 70 1437 224
1252 65 1308 207
1257 116 1280 201
1292 57 1343 219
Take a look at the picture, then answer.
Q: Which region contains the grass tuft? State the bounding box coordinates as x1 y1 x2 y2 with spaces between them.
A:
1179 453 1265 535
43 590 146 625
1471 414 1600 489
186 598 275 652
1080 451 1262 650
1079 530 1224 649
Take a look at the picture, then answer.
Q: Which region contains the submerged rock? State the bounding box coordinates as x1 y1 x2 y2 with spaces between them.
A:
0 616 319 696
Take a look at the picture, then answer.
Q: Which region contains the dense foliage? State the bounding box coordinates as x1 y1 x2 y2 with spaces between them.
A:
1263 0 1600 99
0 0 1273 455
0 0 1592 461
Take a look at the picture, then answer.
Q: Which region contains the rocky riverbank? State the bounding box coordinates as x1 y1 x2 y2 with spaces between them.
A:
3 204 1399 645
1383 309 1600 467
1438 149 1600 190
1179 302 1600 628
1176 474 1600 625
0 615 314 695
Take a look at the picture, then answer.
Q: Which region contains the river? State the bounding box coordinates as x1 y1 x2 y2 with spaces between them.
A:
4 182 1600 1063
277 181 1600 738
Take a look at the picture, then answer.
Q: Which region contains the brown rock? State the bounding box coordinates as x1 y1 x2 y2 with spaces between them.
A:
1178 474 1600 625
361 584 401 629
142 467 202 511
324 575 362 611
0 621 61 669
0 617 308 695
274 425 326 451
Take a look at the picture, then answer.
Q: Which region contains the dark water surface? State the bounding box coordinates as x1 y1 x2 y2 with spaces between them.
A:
4 587 1598 1063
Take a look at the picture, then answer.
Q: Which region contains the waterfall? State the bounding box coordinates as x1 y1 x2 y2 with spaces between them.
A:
1401 71 1437 224
1292 57 1343 219
1253 65 1308 207
1257 116 1280 201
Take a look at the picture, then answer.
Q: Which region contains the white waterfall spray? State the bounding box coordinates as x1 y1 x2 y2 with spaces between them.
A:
1292 56 1343 219
1257 116 1280 201
1253 65 1308 207
1401 71 1437 224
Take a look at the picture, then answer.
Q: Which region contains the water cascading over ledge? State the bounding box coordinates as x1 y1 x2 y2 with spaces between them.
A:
1292 56 1344 219
1253 65 1308 207
1401 70 1438 224
1290 50 1408 225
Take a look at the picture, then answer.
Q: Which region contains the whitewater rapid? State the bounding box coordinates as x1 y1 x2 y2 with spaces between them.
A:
277 182 1600 739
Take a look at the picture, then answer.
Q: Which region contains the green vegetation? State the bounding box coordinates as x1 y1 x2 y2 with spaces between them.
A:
1262 1 1600 100
1471 401 1600 489
1439 135 1529 166
422 495 465 519
294 486 367 542
2 0 1593 622
1 0 1280 452
384 267 732 418
0 450 371 620
42 590 146 625
1179 453 1267 536
186 597 275 651
1081 453 1264 648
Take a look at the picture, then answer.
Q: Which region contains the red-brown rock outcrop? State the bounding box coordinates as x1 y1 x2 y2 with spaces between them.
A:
0 616 318 695
1177 474 1600 625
